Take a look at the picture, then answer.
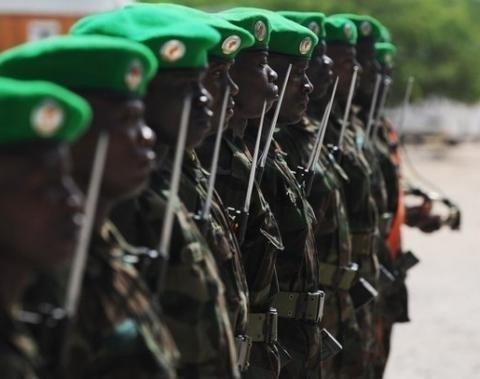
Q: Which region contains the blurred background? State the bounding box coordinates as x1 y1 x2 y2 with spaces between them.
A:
1 1 479 377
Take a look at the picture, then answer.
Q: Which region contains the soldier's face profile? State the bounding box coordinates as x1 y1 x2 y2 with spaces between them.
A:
203 57 238 132
229 50 279 119
327 44 361 101
145 68 214 149
268 53 313 124
0 144 83 268
308 40 334 101
72 96 156 202
356 39 381 97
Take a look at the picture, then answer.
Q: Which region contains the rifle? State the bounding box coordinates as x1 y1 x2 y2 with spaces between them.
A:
237 101 267 245
304 76 339 196
337 66 359 149
198 86 231 228
364 74 382 148
257 63 293 184
156 94 192 295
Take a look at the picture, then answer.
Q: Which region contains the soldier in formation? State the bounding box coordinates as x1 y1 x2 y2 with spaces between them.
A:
0 3 460 379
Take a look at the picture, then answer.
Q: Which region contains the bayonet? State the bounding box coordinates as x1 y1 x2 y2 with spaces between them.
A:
364 74 382 148
257 63 293 184
156 94 192 295
304 77 339 195
199 85 231 223
237 101 267 244
371 77 392 143
337 66 359 148
64 131 110 317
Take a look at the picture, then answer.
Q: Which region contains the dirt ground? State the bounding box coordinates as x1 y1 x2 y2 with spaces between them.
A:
384 142 480 379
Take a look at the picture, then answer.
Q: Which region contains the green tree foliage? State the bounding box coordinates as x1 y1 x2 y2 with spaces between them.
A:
140 0 480 103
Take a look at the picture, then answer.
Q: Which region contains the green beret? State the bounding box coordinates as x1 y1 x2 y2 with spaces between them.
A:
376 42 397 66
334 14 383 42
325 16 358 46
218 8 271 51
0 78 91 146
223 8 318 59
0 35 157 97
71 5 221 69
277 11 326 40
151 4 254 60
378 24 392 43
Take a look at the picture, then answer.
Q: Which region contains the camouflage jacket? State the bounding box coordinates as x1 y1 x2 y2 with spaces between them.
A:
244 127 322 372
111 170 239 378
0 308 40 379
275 118 352 267
64 222 179 379
197 132 284 312
163 150 249 346
325 105 377 234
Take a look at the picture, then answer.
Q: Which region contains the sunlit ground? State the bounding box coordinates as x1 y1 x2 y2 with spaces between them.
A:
385 142 480 379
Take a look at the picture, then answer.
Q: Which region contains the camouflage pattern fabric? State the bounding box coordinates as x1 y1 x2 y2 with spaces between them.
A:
0 308 40 379
244 126 322 379
64 222 179 379
197 131 286 378
111 168 239 378
179 151 248 340
324 105 380 379
276 118 362 379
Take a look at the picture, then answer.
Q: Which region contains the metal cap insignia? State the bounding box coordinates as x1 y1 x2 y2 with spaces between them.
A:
160 39 186 62
254 20 267 42
125 59 144 91
385 54 393 65
222 35 242 55
344 24 353 39
31 99 64 137
299 37 313 55
360 21 372 36
308 21 320 36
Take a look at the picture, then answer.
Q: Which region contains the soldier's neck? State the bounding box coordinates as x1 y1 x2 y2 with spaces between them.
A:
307 97 329 121
0 259 29 313
230 114 248 140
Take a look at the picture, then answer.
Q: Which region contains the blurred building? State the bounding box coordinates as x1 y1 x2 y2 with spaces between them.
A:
0 0 132 51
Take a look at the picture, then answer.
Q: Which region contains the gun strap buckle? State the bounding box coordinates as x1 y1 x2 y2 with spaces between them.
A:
272 290 325 323
235 334 253 372
319 263 359 290
246 309 278 344
351 232 374 257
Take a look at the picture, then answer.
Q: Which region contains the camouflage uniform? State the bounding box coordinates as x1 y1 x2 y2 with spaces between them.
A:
0 309 41 379
64 222 179 379
197 131 285 378
157 150 247 377
244 126 323 379
112 166 239 378
276 118 362 379
371 118 411 378
324 105 380 378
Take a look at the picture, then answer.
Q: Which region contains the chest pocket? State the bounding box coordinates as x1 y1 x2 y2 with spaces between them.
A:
231 150 251 181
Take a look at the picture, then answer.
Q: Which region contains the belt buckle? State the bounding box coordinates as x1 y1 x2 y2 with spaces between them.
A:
339 264 360 290
235 335 252 372
304 290 325 323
